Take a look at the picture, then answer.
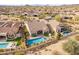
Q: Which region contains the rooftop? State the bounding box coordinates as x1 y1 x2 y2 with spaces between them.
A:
27 20 49 34
0 21 23 35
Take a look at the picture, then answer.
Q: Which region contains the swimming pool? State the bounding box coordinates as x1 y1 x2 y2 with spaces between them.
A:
63 31 70 36
26 37 47 46
0 43 8 49
0 42 16 49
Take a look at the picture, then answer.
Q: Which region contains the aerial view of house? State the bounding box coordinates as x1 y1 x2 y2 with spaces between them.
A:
0 0 79 56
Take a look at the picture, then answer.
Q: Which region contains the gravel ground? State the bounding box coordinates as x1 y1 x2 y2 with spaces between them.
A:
32 39 69 55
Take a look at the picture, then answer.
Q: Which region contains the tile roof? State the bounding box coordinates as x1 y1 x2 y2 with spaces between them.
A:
27 20 49 34
0 21 23 35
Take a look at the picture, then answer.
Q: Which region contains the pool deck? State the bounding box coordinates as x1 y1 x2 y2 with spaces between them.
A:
28 36 48 40
7 42 17 49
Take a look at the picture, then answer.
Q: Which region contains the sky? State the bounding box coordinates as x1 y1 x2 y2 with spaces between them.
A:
0 0 79 6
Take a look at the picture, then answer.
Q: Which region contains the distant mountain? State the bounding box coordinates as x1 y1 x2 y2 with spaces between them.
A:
0 4 79 7
25 4 79 7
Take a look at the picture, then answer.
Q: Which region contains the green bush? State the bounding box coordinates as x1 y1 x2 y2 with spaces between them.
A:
14 37 21 41
32 34 37 37
63 39 79 55
55 15 62 22
7 39 14 42
17 41 21 46
44 32 49 37
56 32 62 40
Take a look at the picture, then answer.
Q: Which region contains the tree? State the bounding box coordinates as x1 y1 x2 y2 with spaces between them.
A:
56 32 62 40
55 15 62 22
19 15 26 21
63 39 79 55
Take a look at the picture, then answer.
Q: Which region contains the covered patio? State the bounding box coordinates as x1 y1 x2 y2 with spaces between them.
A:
0 33 7 41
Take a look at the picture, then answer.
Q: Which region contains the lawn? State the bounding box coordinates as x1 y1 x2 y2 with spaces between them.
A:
7 37 22 46
7 37 21 41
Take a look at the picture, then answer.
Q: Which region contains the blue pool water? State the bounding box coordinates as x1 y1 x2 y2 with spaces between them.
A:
63 32 69 34
63 31 70 36
26 37 47 46
0 43 8 49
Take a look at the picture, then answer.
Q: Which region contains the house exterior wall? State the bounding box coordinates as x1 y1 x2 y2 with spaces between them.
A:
24 22 31 36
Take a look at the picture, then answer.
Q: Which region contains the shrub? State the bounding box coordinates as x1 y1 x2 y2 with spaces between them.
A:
56 32 62 40
32 34 37 37
63 39 79 55
55 15 62 22
17 41 21 46
44 32 49 37
14 37 21 41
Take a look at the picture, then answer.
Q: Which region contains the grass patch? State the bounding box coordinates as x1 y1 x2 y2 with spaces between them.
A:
17 41 21 46
7 37 22 46
14 37 22 41
32 34 37 37
44 32 49 37
7 37 22 42
15 37 22 46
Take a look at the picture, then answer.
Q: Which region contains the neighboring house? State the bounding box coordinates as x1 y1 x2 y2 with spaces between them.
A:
48 20 72 37
63 16 72 19
0 21 24 41
48 20 60 37
61 15 74 22
57 23 72 36
25 20 49 36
